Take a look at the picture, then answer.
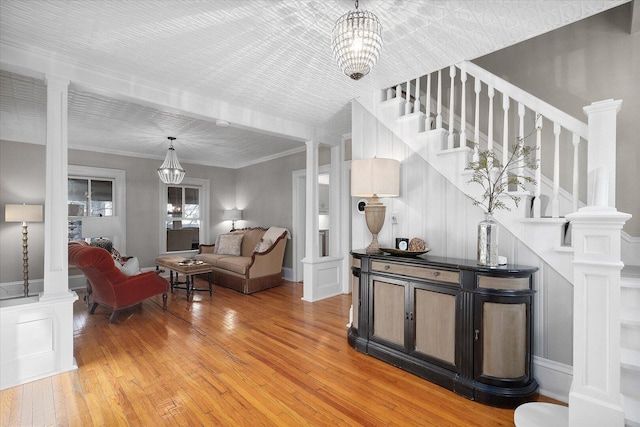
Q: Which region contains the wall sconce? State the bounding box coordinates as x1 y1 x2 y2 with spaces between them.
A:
223 209 243 231
351 158 400 254
5 204 43 297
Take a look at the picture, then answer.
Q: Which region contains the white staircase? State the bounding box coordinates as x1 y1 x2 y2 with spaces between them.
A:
357 61 638 425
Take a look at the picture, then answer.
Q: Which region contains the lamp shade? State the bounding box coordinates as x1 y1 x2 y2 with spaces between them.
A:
223 209 242 221
5 204 43 222
81 216 120 238
351 158 400 198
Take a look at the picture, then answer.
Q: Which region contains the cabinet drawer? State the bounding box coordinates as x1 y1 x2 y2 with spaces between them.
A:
478 275 530 290
371 261 459 284
352 256 361 269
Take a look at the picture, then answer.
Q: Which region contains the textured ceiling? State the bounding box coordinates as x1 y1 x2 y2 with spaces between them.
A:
0 0 629 168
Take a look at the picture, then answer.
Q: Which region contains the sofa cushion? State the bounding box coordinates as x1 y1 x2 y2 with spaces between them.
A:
240 228 266 256
195 253 229 267
216 234 243 256
216 256 253 275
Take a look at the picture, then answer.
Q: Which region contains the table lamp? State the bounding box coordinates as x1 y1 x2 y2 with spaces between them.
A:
223 209 242 231
351 158 400 254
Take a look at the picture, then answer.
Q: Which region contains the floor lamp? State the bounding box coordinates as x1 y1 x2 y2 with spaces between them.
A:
5 204 43 297
351 158 400 254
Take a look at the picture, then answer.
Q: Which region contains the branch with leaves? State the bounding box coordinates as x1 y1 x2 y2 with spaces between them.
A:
465 141 539 214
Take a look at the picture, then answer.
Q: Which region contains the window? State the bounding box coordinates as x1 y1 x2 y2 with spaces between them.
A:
160 177 209 254
68 166 126 253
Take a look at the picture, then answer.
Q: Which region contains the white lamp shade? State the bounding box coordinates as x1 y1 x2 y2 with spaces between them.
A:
223 209 242 221
81 216 120 238
351 158 400 198
5 204 43 222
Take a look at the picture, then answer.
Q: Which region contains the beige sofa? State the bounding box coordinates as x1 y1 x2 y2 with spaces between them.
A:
195 227 288 294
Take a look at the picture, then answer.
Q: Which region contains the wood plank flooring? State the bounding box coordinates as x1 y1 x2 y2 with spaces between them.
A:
1 279 562 426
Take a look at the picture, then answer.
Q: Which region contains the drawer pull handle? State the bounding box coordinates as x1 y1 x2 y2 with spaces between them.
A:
384 265 390 270
433 271 440 276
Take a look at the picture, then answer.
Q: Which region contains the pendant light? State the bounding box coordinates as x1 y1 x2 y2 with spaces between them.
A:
331 0 383 80
157 136 185 184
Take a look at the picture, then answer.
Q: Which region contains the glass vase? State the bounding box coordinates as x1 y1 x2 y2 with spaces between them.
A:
477 212 499 267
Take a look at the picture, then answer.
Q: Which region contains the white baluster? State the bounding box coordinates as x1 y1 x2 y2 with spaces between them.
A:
386 87 393 101
473 78 481 162
436 70 442 129
396 84 402 100
487 86 495 155
533 115 543 218
572 133 580 212
405 80 412 115
448 66 456 149
502 94 510 186
425 73 432 130
460 69 467 147
414 76 421 114
552 122 561 218
518 103 526 178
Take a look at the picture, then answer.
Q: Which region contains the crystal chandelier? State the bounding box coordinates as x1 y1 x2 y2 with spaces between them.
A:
330 0 383 80
157 136 185 184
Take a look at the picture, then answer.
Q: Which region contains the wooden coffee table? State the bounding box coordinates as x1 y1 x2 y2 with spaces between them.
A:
155 256 213 301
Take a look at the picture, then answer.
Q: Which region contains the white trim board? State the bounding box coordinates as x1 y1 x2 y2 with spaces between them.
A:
533 356 572 403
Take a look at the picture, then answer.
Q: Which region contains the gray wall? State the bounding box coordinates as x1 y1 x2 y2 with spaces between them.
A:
235 146 331 269
473 2 640 236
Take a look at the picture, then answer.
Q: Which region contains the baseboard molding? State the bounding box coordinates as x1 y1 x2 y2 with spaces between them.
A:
533 356 572 403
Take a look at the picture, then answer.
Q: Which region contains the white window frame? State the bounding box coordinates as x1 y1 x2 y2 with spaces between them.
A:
158 177 210 255
68 165 127 254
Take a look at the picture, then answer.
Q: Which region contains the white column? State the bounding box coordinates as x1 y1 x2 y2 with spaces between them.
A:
565 207 631 426
304 141 319 261
583 99 622 208
43 75 72 299
329 144 343 258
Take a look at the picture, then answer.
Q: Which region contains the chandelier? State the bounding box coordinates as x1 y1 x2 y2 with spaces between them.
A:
330 0 383 80
157 136 185 184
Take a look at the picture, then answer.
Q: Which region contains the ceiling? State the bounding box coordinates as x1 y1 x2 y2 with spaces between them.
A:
0 0 629 169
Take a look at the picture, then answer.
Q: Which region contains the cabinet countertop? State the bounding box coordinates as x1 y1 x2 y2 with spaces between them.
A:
351 249 538 274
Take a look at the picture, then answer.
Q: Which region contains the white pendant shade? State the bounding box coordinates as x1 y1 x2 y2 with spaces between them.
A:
331 0 383 80
158 137 185 185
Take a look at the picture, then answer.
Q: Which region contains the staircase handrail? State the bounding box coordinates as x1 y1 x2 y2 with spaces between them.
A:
458 61 588 138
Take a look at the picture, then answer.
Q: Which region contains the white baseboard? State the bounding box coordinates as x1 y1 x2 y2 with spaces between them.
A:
533 356 572 403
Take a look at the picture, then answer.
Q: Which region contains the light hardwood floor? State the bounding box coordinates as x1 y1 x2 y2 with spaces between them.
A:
1 279 562 426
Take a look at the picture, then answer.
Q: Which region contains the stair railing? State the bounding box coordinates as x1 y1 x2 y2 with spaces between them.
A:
383 60 594 219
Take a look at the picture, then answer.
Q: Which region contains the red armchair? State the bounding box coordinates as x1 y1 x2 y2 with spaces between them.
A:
69 242 169 323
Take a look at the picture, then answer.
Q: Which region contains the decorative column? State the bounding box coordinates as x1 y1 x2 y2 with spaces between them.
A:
43 75 73 298
302 140 319 301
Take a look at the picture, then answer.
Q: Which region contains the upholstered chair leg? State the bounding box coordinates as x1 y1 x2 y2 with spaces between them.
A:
109 311 118 323
89 302 99 314
162 292 167 310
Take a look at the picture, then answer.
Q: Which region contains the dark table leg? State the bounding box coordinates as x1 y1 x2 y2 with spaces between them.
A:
208 271 212 296
185 274 191 301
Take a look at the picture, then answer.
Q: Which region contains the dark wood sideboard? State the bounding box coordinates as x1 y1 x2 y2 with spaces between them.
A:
349 250 538 408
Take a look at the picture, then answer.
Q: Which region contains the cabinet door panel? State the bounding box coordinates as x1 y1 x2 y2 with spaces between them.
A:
372 280 406 347
414 289 456 364
481 302 526 378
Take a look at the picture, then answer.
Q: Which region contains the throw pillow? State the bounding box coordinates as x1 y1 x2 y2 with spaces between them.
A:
216 234 243 256
253 238 273 253
111 247 124 265
114 256 140 276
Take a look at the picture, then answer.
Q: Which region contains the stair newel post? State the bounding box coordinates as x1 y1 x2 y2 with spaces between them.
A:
572 133 581 213
533 114 543 218
405 80 412 115
425 73 432 130
448 65 456 148
517 103 526 178
473 78 481 162
460 69 467 147
487 85 495 156
552 122 561 218
436 69 443 129
413 76 421 114
502 94 510 187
